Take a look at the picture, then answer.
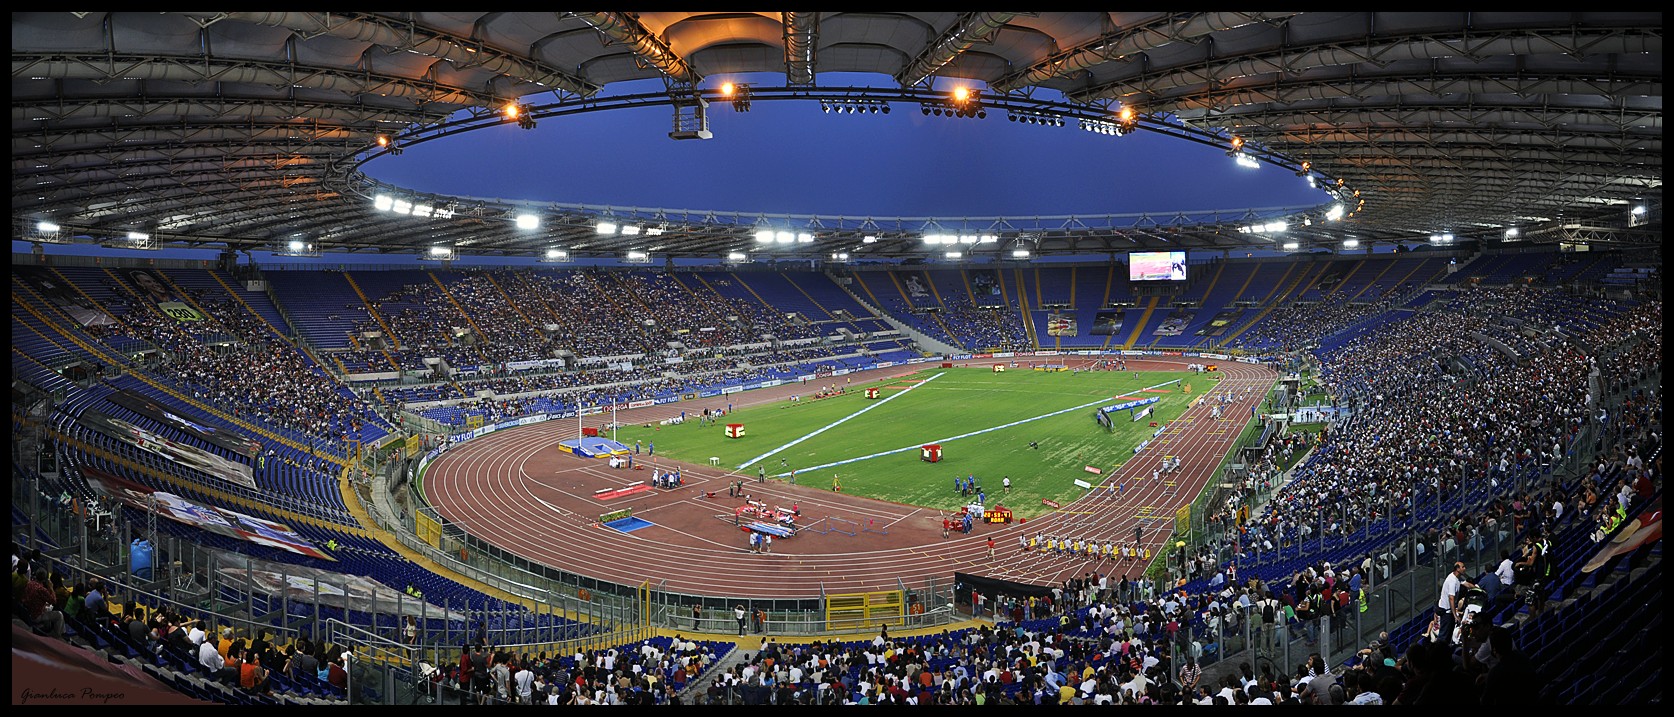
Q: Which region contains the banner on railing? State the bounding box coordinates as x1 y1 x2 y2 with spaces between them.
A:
79 465 332 561
105 389 263 459
78 410 258 490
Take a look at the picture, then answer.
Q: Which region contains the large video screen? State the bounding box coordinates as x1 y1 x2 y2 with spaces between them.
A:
1129 251 1187 281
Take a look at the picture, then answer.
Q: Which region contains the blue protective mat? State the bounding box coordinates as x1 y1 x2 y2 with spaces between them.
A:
604 516 653 533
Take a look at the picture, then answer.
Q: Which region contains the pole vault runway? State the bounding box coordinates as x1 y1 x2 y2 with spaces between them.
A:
423 356 1276 598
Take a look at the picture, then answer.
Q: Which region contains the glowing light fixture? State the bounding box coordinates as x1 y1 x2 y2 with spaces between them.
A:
516 213 539 230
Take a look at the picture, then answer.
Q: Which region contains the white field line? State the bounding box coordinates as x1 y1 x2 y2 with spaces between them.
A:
772 378 1182 476
734 370 947 470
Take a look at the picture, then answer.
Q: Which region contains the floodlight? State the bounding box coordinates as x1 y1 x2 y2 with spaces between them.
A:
1343 239 1360 249
596 221 617 235
775 231 794 244
755 230 774 243
1282 241 1300 250
516 214 539 230
621 225 642 235
37 221 60 233
373 194 394 211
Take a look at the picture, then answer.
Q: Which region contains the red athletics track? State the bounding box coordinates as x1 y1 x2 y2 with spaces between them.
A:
423 357 1276 598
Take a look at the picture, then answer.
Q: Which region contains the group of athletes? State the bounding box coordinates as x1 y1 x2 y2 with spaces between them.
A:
1021 532 1152 564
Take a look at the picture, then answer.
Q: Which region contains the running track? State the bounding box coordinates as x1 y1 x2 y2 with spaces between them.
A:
424 357 1275 599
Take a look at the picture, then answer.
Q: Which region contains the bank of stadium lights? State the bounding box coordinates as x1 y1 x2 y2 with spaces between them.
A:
830 252 851 262
1012 248 1032 259
920 86 985 119
1238 221 1288 234
862 235 878 244
620 225 642 236
754 229 774 244
1282 241 1300 251
32 220 67 244
1079 118 1121 135
1430 233 1455 244
945 251 963 260
1009 109 1064 127
595 221 617 235
922 234 998 245
822 99 889 114
372 194 454 219
645 226 665 236
423 245 456 261
1342 239 1360 249
1325 204 1346 222
725 252 748 262
504 102 536 130
624 251 651 263
515 214 540 230
1504 227 1520 240
276 237 321 257
1233 153 1261 170
541 248 571 263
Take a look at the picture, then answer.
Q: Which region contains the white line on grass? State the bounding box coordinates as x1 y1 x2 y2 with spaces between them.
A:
773 378 1182 476
734 370 947 470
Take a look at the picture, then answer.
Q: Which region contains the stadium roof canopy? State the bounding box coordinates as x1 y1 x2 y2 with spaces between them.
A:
12 12 1663 259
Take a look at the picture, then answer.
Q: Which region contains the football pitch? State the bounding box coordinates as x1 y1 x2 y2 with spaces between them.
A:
610 368 1210 519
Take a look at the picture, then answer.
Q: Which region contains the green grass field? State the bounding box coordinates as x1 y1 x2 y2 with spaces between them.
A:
611 368 1213 519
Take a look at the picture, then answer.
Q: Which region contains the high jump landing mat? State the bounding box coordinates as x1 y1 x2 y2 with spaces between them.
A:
559 436 632 458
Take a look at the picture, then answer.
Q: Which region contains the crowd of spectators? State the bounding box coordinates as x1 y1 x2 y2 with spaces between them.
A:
1203 290 1634 569
74 273 387 445
425 636 724 705
1232 298 1396 352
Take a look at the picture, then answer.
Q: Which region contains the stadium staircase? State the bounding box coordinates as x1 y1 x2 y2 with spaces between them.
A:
1120 297 1158 349
208 270 295 337
426 272 491 342
13 283 357 467
1011 268 1040 347
480 272 537 328
341 272 401 349
1216 260 1319 347
775 272 838 320
831 273 960 355
46 267 129 332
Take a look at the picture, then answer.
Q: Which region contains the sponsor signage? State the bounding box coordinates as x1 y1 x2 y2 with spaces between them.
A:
1084 466 1102 474
1073 479 1093 489
628 399 655 409
1041 499 1061 509
722 385 744 395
